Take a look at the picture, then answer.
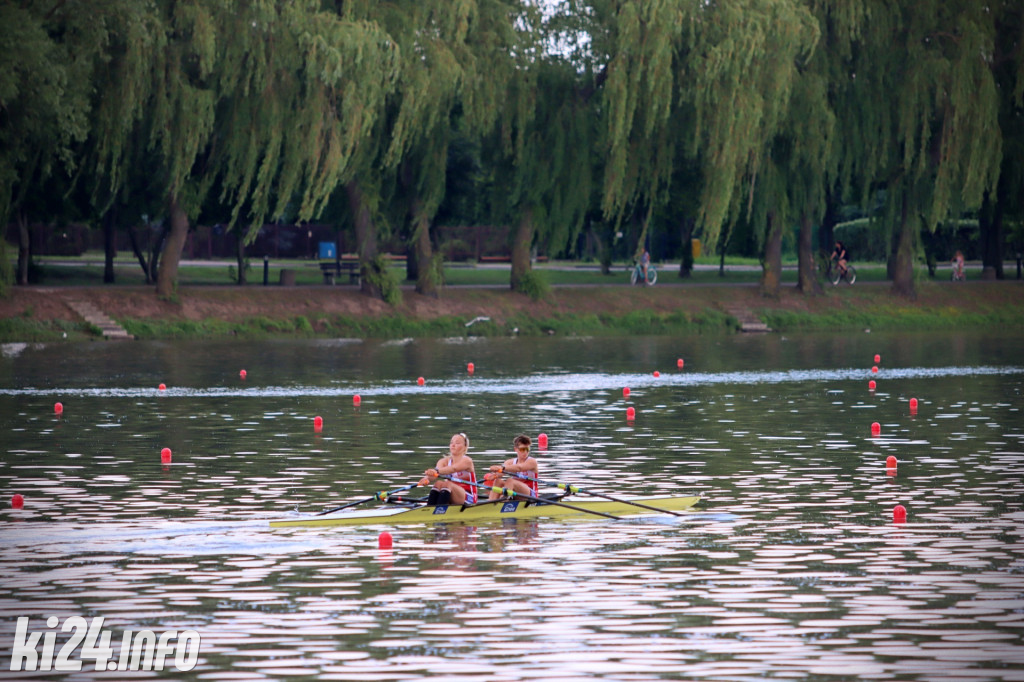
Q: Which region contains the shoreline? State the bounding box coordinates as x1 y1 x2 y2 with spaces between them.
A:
2 281 1022 342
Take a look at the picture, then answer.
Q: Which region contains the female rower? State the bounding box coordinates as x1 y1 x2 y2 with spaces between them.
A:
421 432 477 505
486 434 539 500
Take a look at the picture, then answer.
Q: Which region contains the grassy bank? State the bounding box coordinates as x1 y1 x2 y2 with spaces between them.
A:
1 277 1022 343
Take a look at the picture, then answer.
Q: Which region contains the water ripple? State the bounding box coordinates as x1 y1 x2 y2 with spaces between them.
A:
2 365 1021 398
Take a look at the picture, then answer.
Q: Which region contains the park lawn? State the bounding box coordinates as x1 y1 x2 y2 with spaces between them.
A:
29 253 903 287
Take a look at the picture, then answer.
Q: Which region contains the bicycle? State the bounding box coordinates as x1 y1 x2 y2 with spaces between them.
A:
630 262 657 286
827 258 856 285
951 264 965 282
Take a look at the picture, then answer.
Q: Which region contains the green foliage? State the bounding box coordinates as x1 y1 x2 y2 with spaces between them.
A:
0 318 92 342
364 255 403 306
763 303 1024 332
0 0 112 225
6 0 1024 299
511 270 550 301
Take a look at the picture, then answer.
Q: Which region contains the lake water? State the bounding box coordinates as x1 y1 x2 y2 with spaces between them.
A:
1 332 1023 680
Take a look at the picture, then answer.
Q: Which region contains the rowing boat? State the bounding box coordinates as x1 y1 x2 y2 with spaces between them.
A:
269 494 702 528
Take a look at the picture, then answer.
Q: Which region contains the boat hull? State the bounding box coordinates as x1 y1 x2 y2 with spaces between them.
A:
269 494 702 527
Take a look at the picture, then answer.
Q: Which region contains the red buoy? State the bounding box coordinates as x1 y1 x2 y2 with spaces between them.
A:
417 376 425 386
353 394 361 407
11 494 24 509
467 362 475 375
623 387 630 398
240 369 247 380
868 380 877 390
537 433 548 449
54 402 63 415
893 505 907 523
378 531 393 549
885 455 897 469
158 383 167 391
313 415 323 432
909 397 918 415
871 366 878 374
871 422 881 436
653 370 661 378
874 354 881 364
626 406 636 420
677 358 684 369
160 447 172 464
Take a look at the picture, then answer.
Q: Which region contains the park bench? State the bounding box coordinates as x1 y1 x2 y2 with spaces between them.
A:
320 260 361 285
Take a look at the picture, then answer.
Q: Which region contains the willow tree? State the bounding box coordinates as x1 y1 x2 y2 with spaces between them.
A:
749 67 835 297
89 1 399 297
592 0 818 274
830 0 1002 296
338 0 520 299
595 0 680 253
981 2 1024 278
485 54 596 294
0 1 120 288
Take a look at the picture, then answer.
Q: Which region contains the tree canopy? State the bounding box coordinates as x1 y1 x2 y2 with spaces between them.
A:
3 0 1023 298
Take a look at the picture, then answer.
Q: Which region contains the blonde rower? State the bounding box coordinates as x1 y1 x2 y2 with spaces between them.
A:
421 432 477 505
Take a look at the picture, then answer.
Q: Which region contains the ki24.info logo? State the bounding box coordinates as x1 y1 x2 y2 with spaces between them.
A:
7 616 200 673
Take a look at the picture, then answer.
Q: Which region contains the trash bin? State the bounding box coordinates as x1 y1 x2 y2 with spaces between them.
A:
318 242 336 259
691 238 701 259
279 269 296 286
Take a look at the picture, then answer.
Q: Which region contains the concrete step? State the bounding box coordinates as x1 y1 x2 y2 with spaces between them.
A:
63 299 134 340
722 305 773 333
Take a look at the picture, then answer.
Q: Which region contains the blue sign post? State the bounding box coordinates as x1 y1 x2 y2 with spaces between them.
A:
318 242 336 259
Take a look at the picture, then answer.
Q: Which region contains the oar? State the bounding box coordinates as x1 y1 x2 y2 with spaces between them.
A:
316 482 422 516
505 472 689 517
436 475 621 520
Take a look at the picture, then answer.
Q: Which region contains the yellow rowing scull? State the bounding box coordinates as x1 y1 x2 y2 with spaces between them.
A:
270 494 702 528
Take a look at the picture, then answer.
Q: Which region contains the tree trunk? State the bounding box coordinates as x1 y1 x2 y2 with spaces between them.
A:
148 220 169 285
16 211 30 285
406 244 419 282
103 207 117 284
760 211 783 297
797 212 822 295
596 224 613 275
510 208 534 291
235 231 247 285
677 218 694 278
886 216 900 281
157 194 190 298
979 189 1005 280
817 185 839 263
127 223 152 283
411 200 438 297
891 196 916 297
345 181 382 299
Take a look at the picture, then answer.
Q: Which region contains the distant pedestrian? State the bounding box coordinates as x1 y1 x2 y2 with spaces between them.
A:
951 250 965 281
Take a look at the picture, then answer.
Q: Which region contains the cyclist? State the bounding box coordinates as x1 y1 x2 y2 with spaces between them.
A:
832 241 850 279
640 248 651 285
951 250 965 281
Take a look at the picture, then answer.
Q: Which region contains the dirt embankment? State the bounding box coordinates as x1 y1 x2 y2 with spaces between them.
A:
2 281 1022 331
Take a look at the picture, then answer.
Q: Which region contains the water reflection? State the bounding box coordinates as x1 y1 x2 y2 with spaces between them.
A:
1 333 1023 679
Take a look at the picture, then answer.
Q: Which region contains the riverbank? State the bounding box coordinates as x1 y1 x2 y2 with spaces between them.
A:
1 281 1022 342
